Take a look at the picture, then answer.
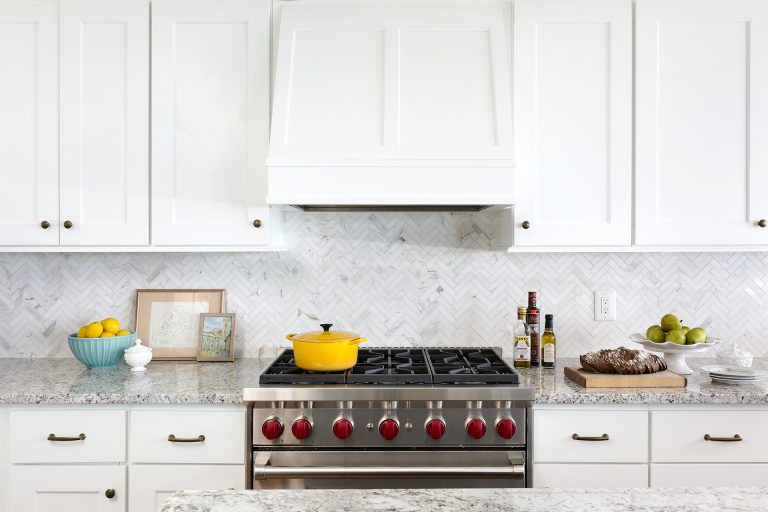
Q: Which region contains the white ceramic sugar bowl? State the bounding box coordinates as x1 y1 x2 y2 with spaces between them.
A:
124 338 152 372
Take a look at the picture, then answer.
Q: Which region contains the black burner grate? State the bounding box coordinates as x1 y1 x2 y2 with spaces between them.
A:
258 347 520 385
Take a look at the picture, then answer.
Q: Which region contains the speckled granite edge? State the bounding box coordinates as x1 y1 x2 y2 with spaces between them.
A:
0 392 244 405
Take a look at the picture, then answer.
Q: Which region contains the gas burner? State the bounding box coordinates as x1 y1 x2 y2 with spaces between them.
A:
258 347 520 385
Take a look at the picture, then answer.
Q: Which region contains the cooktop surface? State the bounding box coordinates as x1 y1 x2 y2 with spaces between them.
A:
259 347 520 385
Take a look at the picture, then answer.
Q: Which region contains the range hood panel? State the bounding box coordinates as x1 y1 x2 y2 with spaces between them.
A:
268 1 515 208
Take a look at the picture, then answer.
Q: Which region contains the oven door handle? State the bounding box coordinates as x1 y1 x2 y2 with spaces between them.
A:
253 454 525 480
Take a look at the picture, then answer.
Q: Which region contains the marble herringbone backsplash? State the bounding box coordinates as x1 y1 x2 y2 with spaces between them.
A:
1 211 767 359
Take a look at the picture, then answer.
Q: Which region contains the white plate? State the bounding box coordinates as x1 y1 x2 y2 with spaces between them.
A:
711 376 766 385
700 365 766 379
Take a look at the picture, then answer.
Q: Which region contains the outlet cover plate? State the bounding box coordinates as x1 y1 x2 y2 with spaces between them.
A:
594 290 616 321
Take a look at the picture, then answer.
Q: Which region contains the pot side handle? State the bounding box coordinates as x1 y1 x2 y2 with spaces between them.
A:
349 337 367 345
286 334 297 341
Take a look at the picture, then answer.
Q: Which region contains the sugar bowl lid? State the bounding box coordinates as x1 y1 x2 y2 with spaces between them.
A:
124 338 152 354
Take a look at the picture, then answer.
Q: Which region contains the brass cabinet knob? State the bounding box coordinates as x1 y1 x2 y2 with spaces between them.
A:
40 220 50 230
758 219 767 228
63 220 73 229
521 220 531 230
105 489 116 499
253 219 262 228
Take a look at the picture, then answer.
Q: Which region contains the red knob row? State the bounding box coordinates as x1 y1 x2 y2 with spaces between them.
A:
262 417 516 441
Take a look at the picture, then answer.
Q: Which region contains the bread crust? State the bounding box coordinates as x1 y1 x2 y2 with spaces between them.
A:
580 347 667 374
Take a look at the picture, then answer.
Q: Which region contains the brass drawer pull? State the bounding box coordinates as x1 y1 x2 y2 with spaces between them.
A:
521 220 531 230
48 433 86 442
572 433 609 442
704 434 742 442
40 220 50 229
758 219 767 228
168 434 206 443
105 489 116 499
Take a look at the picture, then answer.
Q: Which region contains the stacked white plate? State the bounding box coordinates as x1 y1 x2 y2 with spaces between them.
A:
700 366 766 385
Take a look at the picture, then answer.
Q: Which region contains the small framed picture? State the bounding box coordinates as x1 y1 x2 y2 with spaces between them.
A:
136 289 226 361
197 313 236 362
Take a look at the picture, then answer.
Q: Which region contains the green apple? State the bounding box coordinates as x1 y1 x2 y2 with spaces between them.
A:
646 325 662 339
680 326 690 334
686 327 707 344
647 327 666 343
666 328 687 345
660 314 682 333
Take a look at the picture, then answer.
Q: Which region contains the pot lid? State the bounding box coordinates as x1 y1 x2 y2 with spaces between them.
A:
288 324 363 343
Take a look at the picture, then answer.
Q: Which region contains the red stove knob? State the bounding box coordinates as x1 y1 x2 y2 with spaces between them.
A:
425 419 446 440
332 418 354 440
378 419 400 441
261 418 283 440
466 418 487 440
496 418 517 440
291 418 312 440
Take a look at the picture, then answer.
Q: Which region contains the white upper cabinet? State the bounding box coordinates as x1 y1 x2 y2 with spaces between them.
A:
635 0 768 246
59 0 149 246
151 0 272 246
267 1 514 206
0 0 59 246
511 0 632 247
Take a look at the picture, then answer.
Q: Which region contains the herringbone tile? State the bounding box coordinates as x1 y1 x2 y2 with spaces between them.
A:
1 211 767 359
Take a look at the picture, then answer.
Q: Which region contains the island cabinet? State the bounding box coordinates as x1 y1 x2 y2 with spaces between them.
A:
4 405 246 512
533 405 768 488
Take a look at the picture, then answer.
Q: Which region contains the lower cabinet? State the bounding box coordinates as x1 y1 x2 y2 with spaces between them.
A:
651 464 768 488
534 464 648 488
10 465 126 512
128 465 244 512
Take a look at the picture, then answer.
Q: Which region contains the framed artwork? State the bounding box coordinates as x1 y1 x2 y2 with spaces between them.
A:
135 289 226 360
197 313 236 362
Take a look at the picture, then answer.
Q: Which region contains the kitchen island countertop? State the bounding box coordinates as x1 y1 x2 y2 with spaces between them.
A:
160 487 768 512
0 356 765 405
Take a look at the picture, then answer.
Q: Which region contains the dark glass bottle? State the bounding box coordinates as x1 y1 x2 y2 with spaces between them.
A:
526 292 540 366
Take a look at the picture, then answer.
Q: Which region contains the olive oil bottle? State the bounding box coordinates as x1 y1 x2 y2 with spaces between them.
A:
513 307 531 368
541 314 556 368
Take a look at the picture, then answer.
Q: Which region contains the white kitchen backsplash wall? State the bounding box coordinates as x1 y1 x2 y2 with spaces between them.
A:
1 211 767 359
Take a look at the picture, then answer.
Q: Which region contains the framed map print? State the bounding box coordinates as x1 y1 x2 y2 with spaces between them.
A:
136 289 226 360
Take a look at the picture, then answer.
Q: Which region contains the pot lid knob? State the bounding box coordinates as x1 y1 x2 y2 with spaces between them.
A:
320 323 333 331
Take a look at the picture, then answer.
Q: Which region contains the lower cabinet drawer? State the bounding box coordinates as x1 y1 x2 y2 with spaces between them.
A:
129 410 245 464
128 464 244 512
651 463 768 487
10 410 126 463
534 464 648 488
534 410 648 463
10 464 126 512
651 411 768 463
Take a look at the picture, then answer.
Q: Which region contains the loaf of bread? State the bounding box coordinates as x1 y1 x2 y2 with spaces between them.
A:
580 347 667 375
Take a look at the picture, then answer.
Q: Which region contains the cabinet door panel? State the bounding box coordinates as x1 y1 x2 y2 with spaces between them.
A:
129 465 244 512
152 0 270 246
636 0 768 245
534 464 648 488
0 0 58 246
10 465 126 512
512 0 632 246
58 0 149 246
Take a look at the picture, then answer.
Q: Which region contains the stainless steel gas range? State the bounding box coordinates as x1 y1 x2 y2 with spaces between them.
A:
244 348 534 489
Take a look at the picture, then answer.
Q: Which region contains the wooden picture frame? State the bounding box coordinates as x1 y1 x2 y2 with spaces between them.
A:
135 289 226 360
197 313 236 362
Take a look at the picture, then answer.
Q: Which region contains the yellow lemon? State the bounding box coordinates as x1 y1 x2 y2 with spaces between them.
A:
100 332 115 338
101 318 121 334
84 322 104 338
76 326 88 338
116 329 131 336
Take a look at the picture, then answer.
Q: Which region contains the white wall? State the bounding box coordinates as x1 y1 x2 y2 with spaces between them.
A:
1 211 766 358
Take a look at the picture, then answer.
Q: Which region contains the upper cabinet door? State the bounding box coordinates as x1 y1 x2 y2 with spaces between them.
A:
636 0 768 246
152 0 271 246
0 0 59 246
512 0 632 247
59 0 149 246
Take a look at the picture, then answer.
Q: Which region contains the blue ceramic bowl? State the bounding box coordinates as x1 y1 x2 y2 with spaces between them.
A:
68 332 136 368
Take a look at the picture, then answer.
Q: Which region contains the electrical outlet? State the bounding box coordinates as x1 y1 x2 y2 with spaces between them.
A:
594 290 616 321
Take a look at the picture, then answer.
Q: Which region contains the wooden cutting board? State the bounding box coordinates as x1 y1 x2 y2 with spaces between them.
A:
564 367 687 388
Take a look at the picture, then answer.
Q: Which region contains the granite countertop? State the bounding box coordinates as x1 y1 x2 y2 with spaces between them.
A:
0 356 766 405
160 488 768 512
519 358 768 405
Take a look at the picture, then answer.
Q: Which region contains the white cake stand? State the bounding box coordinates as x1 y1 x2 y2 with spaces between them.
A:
629 333 721 375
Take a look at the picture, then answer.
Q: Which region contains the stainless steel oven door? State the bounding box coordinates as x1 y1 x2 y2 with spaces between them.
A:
252 450 525 489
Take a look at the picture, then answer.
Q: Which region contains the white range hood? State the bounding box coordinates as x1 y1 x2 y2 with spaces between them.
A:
267 1 515 211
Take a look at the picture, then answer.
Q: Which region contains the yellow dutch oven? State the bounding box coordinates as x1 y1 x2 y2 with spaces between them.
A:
286 323 367 371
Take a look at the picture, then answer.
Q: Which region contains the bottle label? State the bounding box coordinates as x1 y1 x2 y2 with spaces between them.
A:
514 336 531 361
543 343 555 363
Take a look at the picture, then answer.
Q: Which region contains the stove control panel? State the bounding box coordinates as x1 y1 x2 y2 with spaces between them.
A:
252 402 526 448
